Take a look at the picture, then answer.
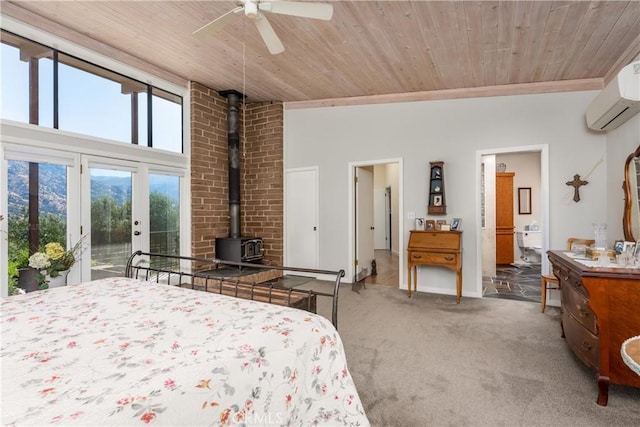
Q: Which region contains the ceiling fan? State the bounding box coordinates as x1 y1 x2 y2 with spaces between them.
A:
193 0 334 55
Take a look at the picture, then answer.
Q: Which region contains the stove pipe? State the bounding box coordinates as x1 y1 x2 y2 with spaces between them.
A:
219 90 244 238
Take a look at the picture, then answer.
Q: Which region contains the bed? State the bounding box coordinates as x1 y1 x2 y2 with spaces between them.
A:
1 275 368 425
125 251 344 329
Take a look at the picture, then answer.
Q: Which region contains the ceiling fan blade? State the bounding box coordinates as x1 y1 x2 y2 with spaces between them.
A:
259 1 333 20
253 14 285 54
192 6 244 36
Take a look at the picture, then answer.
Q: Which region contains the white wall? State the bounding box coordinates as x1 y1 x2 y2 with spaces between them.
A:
284 91 609 298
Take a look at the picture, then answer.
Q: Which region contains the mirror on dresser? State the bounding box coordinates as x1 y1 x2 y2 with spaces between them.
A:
623 145 640 241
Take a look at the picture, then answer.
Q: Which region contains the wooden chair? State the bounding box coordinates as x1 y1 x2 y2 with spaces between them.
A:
541 238 595 313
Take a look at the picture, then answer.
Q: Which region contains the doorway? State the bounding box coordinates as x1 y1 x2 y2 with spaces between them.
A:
350 159 403 287
476 146 549 303
81 157 183 281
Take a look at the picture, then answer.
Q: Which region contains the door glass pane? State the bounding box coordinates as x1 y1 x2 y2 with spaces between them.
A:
149 173 180 271
7 160 68 294
90 168 132 279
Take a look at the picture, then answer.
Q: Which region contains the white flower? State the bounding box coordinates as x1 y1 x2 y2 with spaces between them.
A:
28 252 51 270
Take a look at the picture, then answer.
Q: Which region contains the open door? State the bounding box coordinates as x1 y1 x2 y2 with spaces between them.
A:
355 166 374 281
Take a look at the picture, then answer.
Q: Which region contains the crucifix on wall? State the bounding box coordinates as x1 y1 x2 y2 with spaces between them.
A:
566 174 588 202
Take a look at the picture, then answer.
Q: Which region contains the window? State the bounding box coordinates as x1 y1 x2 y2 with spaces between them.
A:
0 33 54 127
1 26 188 296
58 53 138 143
151 88 183 152
1 30 183 153
6 157 72 295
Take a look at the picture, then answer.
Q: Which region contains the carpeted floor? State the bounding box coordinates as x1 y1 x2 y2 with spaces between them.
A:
303 281 640 426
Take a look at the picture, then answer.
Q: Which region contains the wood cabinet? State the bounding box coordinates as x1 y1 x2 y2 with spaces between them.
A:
407 230 462 302
496 172 515 264
547 251 640 406
428 161 446 215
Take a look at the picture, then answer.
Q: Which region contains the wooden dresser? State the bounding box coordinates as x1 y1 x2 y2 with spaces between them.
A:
407 230 462 302
547 250 640 406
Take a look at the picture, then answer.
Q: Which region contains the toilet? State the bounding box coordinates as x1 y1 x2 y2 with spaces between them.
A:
516 230 542 264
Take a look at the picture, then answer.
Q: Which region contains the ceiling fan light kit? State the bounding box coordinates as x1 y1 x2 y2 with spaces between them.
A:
193 0 334 55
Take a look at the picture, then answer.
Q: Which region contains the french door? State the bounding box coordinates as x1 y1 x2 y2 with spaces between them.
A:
1 144 184 296
81 157 182 281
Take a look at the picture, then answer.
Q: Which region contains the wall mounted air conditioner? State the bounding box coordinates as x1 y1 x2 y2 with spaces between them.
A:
586 60 640 131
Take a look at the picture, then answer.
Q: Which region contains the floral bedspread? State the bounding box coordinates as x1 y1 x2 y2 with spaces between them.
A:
1 278 368 426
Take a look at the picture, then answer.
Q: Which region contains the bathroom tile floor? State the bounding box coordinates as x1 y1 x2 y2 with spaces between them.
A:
483 264 542 304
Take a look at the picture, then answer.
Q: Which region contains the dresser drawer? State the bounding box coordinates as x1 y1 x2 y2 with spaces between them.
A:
410 251 457 266
563 310 600 370
562 281 598 335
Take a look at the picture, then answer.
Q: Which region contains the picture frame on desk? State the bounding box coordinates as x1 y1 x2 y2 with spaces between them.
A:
614 240 624 254
440 224 451 231
436 219 447 229
415 218 425 231
451 218 462 230
623 241 636 254
425 220 436 230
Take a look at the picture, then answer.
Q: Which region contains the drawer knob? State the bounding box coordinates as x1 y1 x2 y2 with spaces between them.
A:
581 340 592 351
445 256 454 261
414 255 422 259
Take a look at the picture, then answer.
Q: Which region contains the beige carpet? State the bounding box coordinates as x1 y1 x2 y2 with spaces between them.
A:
307 282 640 426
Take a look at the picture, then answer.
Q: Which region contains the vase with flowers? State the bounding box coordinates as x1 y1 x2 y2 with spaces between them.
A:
28 239 85 290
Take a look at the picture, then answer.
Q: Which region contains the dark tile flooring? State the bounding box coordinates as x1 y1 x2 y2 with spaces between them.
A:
483 264 541 304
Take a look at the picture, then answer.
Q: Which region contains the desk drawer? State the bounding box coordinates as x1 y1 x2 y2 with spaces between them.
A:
409 231 460 250
410 251 457 265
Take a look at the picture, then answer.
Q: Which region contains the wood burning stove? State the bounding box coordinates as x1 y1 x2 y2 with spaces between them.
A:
215 237 264 263
215 90 264 264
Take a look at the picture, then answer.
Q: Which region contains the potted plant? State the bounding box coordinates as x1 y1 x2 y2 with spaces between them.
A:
28 239 85 289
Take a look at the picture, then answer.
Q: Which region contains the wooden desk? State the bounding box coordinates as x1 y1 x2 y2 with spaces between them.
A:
407 230 462 302
547 251 640 406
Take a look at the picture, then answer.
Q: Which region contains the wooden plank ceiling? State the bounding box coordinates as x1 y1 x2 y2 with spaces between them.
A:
3 1 639 104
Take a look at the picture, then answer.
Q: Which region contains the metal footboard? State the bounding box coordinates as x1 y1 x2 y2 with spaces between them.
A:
125 251 345 329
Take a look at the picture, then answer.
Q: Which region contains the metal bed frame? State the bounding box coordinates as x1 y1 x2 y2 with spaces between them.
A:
125 251 345 328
